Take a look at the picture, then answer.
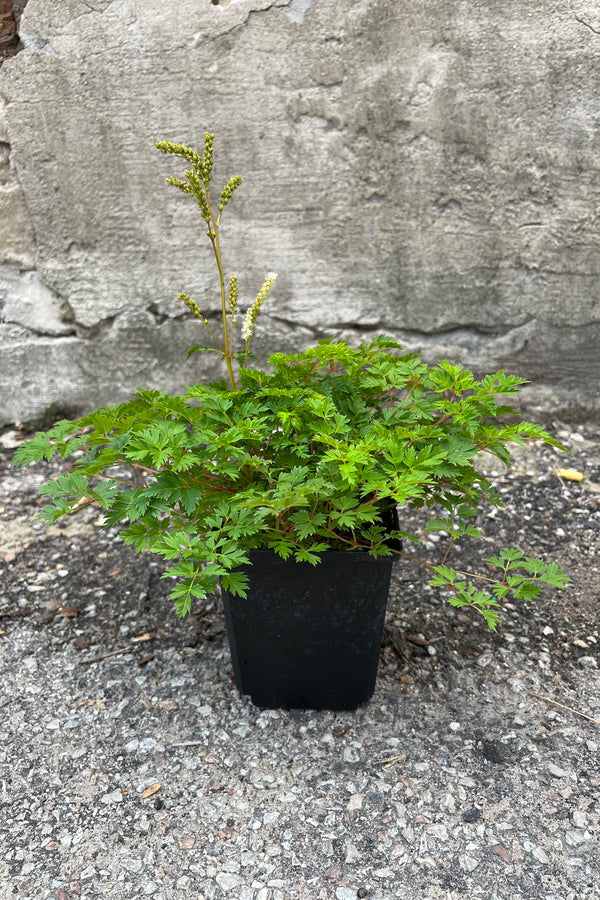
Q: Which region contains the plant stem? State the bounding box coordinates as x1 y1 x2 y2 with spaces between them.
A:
201 319 226 355
390 548 505 586
440 536 455 567
206 187 236 390
188 474 238 494
391 549 439 571
440 511 456 566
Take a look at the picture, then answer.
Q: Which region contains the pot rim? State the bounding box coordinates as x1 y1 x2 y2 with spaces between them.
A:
242 547 402 564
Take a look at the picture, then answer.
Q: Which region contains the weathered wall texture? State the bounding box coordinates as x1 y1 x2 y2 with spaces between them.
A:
0 0 599 423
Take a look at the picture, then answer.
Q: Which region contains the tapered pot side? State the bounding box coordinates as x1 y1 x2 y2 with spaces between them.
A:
221 547 400 711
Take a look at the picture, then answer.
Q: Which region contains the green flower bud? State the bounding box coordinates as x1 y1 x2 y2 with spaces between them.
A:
165 176 194 196
228 275 238 313
156 141 204 172
179 292 204 321
219 176 243 210
202 132 215 186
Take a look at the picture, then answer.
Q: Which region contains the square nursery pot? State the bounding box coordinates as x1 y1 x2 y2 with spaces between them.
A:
221 511 401 710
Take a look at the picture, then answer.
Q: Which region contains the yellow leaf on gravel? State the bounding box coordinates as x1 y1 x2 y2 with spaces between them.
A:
141 783 162 799
555 468 584 482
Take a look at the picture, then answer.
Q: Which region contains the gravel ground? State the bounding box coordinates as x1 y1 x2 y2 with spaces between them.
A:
0 422 599 900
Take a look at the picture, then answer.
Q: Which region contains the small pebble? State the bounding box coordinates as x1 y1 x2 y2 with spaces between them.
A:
216 873 241 891
100 790 123 804
565 829 588 846
121 858 143 873
462 807 480 823
477 651 493 668
577 656 597 670
492 843 510 863
459 855 479 872
343 746 360 762
426 824 449 841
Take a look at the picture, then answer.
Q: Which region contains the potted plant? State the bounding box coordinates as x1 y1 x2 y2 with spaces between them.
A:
13 134 570 710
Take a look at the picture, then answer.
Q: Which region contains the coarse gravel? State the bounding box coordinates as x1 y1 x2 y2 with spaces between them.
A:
0 422 599 900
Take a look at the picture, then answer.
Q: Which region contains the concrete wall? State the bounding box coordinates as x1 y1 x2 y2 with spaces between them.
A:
0 0 599 424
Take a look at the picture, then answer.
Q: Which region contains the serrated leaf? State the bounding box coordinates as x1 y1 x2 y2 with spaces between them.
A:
499 548 525 562
187 343 218 360
430 565 458 586
485 555 505 569
512 581 542 601
268 538 296 559
426 518 452 532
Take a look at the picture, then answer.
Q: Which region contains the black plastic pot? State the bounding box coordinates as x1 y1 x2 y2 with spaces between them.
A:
221 518 401 710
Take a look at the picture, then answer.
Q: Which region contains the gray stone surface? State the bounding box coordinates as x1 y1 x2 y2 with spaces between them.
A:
1 0 599 423
1 422 600 899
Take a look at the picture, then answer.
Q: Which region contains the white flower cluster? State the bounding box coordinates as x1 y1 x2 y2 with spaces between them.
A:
241 273 278 342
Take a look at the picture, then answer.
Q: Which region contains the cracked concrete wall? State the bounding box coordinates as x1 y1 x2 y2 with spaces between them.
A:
0 0 599 424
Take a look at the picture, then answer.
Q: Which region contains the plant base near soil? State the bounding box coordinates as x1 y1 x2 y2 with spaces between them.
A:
0 422 599 900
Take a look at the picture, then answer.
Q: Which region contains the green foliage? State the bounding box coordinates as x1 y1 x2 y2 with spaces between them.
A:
13 337 570 621
11 136 571 625
430 548 570 630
